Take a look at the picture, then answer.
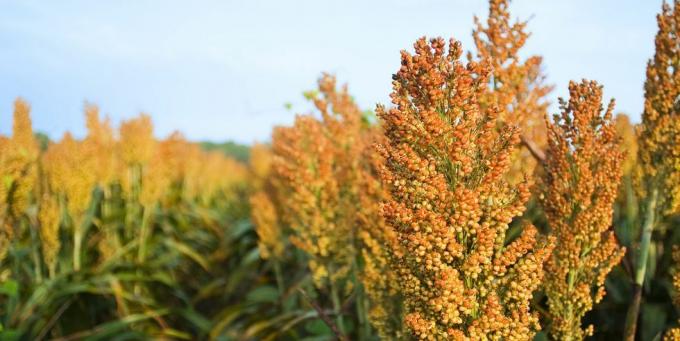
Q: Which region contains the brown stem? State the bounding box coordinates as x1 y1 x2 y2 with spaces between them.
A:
624 189 658 341
298 289 347 341
520 134 546 164
624 284 642 341
37 298 74 340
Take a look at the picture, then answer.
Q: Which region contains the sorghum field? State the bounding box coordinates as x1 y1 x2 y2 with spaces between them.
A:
0 0 678 340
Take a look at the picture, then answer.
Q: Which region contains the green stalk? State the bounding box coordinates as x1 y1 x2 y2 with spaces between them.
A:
136 205 154 263
48 261 56 279
273 260 285 297
27 219 43 283
126 164 142 240
625 175 638 243
73 220 82 271
624 187 658 341
351 252 369 339
330 277 346 335
356 280 369 339
73 189 102 271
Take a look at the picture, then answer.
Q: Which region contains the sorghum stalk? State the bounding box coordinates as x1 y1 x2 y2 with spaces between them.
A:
625 1 680 338
624 189 657 340
136 203 155 263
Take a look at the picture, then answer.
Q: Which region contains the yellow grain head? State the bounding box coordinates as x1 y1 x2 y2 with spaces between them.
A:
356 127 404 338
249 143 273 191
637 0 680 215
472 0 553 182
119 113 154 167
249 191 283 259
377 37 553 339
43 133 97 224
614 114 639 177
85 103 118 187
118 114 155 197
38 193 61 275
2 98 40 219
139 136 174 207
543 80 626 340
272 115 350 288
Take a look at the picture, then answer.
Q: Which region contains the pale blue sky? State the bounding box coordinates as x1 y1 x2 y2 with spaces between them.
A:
0 1 661 143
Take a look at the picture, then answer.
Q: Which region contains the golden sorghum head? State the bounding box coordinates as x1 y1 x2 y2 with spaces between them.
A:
1 98 40 219
378 36 553 339
542 80 626 340
249 191 283 259
11 98 39 161
43 133 97 222
249 143 273 191
667 328 680 341
637 0 680 215
84 103 118 186
119 114 155 167
38 193 61 273
273 115 351 287
357 128 405 339
184 150 247 204
139 135 178 207
472 0 553 181
271 73 365 289
272 74 403 335
615 113 639 177
249 143 285 261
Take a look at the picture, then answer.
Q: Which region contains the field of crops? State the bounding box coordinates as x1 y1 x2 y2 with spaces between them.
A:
0 0 679 340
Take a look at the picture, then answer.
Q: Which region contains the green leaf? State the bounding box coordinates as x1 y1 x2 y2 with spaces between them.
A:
165 239 211 271
246 285 279 304
0 330 21 341
82 309 168 341
209 304 247 339
304 319 331 335
533 331 548 341
179 308 212 333
0 280 19 298
641 303 667 341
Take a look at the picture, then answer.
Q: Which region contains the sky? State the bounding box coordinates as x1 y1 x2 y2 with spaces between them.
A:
0 0 662 144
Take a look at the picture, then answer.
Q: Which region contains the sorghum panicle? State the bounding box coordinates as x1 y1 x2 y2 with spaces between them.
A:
6 98 39 219
38 193 60 275
357 129 405 339
271 74 403 336
615 114 639 178
472 0 552 181
85 104 118 187
272 114 351 287
119 114 155 167
249 143 285 260
378 37 553 340
637 0 680 215
43 133 97 224
543 80 626 340
0 99 39 260
250 191 283 260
